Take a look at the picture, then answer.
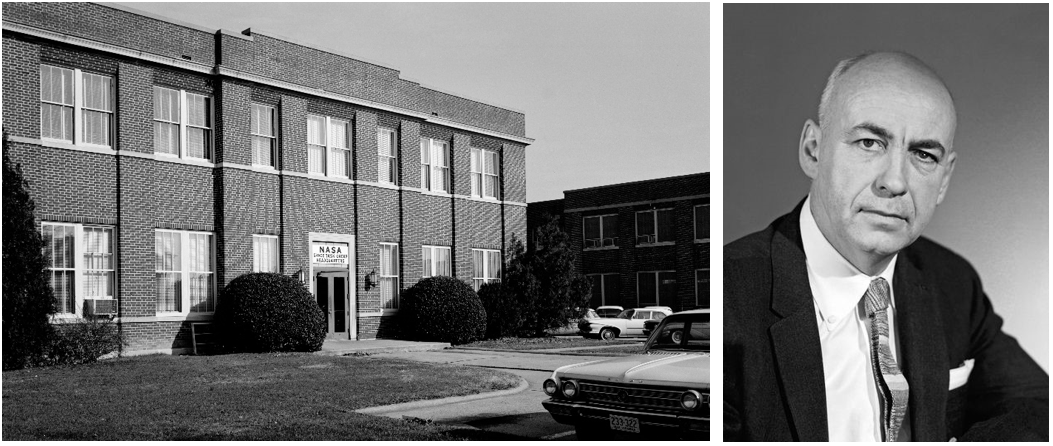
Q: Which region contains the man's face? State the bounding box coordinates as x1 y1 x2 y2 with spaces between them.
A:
805 56 957 266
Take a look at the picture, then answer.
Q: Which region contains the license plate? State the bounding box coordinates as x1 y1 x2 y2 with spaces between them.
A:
609 414 640 433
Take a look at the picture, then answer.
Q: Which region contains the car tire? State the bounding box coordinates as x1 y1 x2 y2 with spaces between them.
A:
599 328 617 341
671 330 683 344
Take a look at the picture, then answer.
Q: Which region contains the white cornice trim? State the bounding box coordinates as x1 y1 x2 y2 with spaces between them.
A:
3 21 213 74
563 194 710 213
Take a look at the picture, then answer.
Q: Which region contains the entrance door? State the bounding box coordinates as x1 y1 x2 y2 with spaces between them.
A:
316 271 350 338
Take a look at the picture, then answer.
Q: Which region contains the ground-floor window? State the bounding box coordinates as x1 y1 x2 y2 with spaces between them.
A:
422 245 451 277
41 222 116 316
696 269 709 308
637 271 676 307
155 230 215 315
471 248 501 291
586 273 620 308
253 235 279 273
380 243 399 309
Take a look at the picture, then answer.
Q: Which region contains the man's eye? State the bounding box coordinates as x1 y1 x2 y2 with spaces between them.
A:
857 139 884 150
912 149 939 164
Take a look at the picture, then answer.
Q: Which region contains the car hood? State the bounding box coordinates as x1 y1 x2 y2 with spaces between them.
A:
554 352 710 388
586 318 628 328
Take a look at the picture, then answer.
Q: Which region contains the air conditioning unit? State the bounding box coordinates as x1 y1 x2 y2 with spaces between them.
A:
584 239 600 249
84 298 116 316
636 235 654 244
602 238 616 247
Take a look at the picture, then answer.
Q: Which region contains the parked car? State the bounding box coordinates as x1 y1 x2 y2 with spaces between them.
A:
595 306 624 318
549 309 599 336
542 309 710 440
580 307 673 340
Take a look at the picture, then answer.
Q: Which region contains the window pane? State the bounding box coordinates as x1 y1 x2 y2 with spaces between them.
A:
696 270 709 307
485 151 498 175
53 270 76 314
187 127 210 159
658 271 677 306
330 120 348 149
437 248 451 276
488 251 501 279
589 275 603 307
696 206 709 240
82 73 112 112
155 122 178 155
602 215 618 242
82 110 110 146
422 247 432 277
638 272 657 306
470 148 479 173
472 250 483 278
330 148 349 177
605 275 621 306
657 209 675 243
307 115 325 145
308 145 326 174
584 217 601 242
253 136 273 166
485 175 498 198
636 212 655 243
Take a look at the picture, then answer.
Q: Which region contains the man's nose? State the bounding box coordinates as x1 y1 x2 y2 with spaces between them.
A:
874 148 908 197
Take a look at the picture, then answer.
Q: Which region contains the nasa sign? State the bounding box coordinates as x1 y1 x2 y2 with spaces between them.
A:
311 242 349 265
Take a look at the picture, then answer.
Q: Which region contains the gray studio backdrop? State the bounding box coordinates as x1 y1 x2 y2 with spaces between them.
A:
724 4 1048 371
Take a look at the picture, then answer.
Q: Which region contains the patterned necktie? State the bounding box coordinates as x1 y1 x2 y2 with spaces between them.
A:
863 278 909 442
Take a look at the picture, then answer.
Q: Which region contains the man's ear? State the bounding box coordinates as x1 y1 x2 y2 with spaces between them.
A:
935 150 956 205
799 119 821 179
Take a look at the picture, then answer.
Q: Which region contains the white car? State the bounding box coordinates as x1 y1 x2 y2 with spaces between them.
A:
580 307 673 340
543 309 710 439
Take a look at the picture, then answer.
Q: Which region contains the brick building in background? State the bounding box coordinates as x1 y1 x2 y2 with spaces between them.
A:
527 173 709 312
2 3 531 355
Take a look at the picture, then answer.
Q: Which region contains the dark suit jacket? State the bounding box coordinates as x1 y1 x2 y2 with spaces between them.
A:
724 201 1048 441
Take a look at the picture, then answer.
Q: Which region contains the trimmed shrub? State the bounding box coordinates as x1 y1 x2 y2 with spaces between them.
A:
478 282 526 339
39 318 124 366
214 273 326 353
400 277 486 345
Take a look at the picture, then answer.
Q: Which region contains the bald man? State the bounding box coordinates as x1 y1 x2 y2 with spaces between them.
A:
723 52 1048 442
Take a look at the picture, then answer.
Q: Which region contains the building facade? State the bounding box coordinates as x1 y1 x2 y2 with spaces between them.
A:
527 173 708 312
2 3 530 354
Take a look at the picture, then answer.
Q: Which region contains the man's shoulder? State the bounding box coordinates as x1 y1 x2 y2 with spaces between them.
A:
903 236 981 281
725 211 796 262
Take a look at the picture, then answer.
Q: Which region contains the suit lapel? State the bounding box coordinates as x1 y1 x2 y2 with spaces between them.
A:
768 203 829 441
895 251 950 441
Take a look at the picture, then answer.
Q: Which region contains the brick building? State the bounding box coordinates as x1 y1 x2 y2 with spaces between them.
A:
2 3 531 354
527 173 708 312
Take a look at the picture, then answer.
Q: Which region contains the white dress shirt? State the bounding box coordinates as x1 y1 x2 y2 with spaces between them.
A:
800 196 910 442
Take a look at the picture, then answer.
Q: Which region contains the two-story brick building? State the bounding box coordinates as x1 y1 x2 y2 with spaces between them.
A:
527 173 708 312
2 3 531 355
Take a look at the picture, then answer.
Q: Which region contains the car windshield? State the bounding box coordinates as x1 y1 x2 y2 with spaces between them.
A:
585 309 598 319
645 313 710 352
616 309 634 319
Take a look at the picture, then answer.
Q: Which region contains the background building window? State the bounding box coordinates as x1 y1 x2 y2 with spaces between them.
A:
154 87 180 155
587 273 621 308
251 104 276 167
253 235 279 273
470 148 500 199
636 208 675 245
695 204 709 241
421 245 451 277
420 138 450 193
155 230 215 314
696 269 709 308
471 249 501 291
307 115 327 175
154 87 212 160
380 243 400 309
40 65 112 147
637 271 676 307
378 128 398 184
41 223 116 317
307 115 350 178
583 214 618 248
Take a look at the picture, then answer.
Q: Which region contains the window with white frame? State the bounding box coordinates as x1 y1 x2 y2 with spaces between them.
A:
153 86 212 160
637 271 676 307
587 273 620 308
420 138 450 193
583 214 618 249
307 114 350 177
471 249 501 291
40 65 113 147
41 223 116 316
696 269 709 308
253 235 279 273
421 245 452 277
636 208 675 245
378 128 398 184
155 230 215 314
694 205 709 241
470 148 500 199
380 243 400 309
251 103 277 168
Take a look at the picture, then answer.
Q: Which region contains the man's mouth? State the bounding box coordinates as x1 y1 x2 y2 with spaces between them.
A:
860 209 909 222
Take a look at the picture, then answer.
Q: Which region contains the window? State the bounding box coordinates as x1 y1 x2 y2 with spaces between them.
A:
583 214 618 248
587 273 621 308
420 138 450 193
636 208 675 245
380 243 400 310
253 235 279 273
155 230 215 314
696 269 709 308
153 86 213 160
41 223 116 316
470 148 500 199
471 249 501 291
378 128 398 184
695 205 709 241
421 245 452 277
307 114 350 178
637 271 676 307
251 104 277 167
40 65 113 147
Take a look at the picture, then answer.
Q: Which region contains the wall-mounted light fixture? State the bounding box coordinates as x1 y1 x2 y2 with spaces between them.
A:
295 269 305 285
365 269 378 290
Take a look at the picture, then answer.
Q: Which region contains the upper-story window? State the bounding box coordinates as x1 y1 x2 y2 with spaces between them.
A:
252 235 279 273
420 138 450 193
153 86 213 161
251 104 277 168
422 245 452 277
378 128 398 185
694 205 709 241
41 222 116 317
583 214 618 249
470 148 500 199
636 208 675 245
40 65 113 148
307 115 350 178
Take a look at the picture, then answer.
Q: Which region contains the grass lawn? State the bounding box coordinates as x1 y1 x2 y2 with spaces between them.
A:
460 336 641 351
3 353 521 440
559 344 648 355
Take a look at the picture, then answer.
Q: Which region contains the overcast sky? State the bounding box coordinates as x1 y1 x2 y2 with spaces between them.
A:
116 2 710 202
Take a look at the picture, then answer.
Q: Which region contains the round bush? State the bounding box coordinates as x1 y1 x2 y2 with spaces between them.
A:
214 273 326 353
401 277 487 345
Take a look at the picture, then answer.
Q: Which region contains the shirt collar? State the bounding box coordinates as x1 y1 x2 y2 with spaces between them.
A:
800 196 897 321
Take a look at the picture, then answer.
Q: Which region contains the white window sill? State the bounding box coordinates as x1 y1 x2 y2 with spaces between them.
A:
361 309 399 317
695 238 710 244
250 164 279 174
583 246 619 252
420 190 453 198
636 241 676 248
38 138 115 155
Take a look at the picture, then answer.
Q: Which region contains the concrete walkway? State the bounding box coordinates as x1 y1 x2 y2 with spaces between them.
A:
315 338 450 356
